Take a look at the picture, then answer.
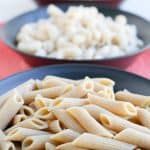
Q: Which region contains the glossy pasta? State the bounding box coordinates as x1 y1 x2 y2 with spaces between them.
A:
0 75 149 150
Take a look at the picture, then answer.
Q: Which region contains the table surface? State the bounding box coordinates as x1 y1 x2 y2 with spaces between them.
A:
0 0 150 21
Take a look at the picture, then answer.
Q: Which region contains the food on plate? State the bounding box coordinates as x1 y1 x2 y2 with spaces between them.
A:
0 75 150 149
16 5 143 60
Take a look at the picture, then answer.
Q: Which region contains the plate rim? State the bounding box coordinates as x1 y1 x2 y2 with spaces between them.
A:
0 64 149 83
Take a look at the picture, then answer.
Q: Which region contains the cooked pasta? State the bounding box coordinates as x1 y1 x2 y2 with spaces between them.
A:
6 127 48 141
56 142 88 150
22 134 52 150
50 129 80 144
115 128 150 149
54 97 89 109
0 90 24 130
115 90 150 107
67 107 113 137
73 133 136 150
100 113 150 134
16 5 143 60
47 120 63 133
52 108 84 133
88 93 137 117
0 75 149 150
45 142 56 150
137 108 150 128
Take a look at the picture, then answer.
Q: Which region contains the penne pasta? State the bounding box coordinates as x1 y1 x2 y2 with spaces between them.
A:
22 134 51 150
115 90 150 107
0 141 16 150
56 142 88 150
0 91 24 130
52 108 84 133
22 85 72 104
67 107 113 137
45 142 56 150
34 94 53 109
6 127 48 141
19 105 34 116
73 133 136 150
100 113 150 134
6 118 48 132
50 129 80 144
54 97 89 109
137 108 150 128
97 87 115 100
115 128 150 149
13 114 28 125
88 93 137 117
36 77 67 89
34 107 53 120
47 120 63 133
43 76 76 85
93 78 115 87
0 79 35 108
83 104 114 120
0 75 150 150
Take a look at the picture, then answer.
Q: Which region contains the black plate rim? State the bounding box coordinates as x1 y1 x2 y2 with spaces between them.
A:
0 4 150 62
0 64 149 83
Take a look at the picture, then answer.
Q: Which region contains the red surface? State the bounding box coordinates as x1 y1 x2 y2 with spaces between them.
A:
0 40 150 80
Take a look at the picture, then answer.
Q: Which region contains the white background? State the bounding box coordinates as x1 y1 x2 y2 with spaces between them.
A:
0 0 149 21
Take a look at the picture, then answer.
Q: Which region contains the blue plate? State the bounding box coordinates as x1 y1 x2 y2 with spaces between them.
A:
0 64 149 95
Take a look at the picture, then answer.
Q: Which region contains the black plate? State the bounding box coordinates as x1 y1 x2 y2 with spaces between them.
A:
0 64 149 96
0 3 150 67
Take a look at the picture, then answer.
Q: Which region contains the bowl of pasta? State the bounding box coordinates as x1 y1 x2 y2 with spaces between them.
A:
0 3 150 67
0 64 150 150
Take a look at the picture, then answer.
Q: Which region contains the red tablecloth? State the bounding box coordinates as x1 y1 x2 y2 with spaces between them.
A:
0 40 150 80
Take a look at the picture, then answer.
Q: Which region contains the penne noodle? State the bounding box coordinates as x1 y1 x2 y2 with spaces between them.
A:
52 109 84 133
56 142 88 150
47 120 63 133
13 114 28 125
34 107 53 120
0 79 35 108
88 94 137 117
45 142 56 150
93 78 115 87
22 85 72 104
73 133 136 150
50 129 80 144
93 82 107 92
0 129 6 139
19 105 34 116
6 118 48 133
83 104 114 120
6 127 48 141
115 128 150 149
34 94 53 109
22 134 51 150
60 77 94 98
0 141 16 150
137 108 150 128
36 77 67 89
100 113 150 134
115 90 150 107
54 97 89 109
0 91 24 130
43 76 76 85
97 87 115 100
67 107 113 138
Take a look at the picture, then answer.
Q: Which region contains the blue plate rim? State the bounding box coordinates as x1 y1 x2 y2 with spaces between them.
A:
0 64 149 83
